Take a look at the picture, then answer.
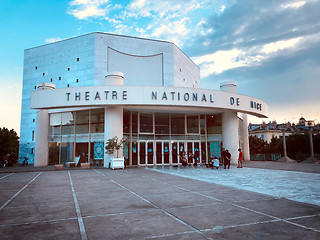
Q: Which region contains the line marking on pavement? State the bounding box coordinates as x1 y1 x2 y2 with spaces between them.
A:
68 171 88 240
0 217 78 228
93 169 214 240
0 172 42 211
285 214 320 221
82 209 160 219
0 173 14 180
0 209 159 228
146 172 320 233
145 230 195 239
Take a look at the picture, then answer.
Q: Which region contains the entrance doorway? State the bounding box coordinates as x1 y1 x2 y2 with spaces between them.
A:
138 141 154 165
137 140 201 166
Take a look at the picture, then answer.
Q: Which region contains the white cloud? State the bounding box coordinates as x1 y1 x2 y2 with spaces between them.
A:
45 38 62 43
68 0 110 19
151 17 190 45
260 37 303 54
220 5 226 12
193 36 305 78
281 1 306 9
130 0 146 9
193 49 246 76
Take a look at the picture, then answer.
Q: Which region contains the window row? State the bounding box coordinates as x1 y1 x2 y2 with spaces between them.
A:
35 58 80 70
49 109 104 138
124 112 222 135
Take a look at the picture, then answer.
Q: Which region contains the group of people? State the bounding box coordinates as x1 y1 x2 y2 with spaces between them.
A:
180 148 243 169
180 151 200 167
212 148 243 169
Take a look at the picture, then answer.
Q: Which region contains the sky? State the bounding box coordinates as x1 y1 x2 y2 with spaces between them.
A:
0 0 320 136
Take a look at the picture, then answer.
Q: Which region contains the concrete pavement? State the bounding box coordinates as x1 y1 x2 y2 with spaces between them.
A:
0 164 319 239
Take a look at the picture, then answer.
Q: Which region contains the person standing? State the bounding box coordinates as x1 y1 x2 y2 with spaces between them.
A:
224 149 231 169
237 148 243 168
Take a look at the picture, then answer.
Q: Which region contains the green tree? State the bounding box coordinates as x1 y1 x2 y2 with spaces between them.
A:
0 127 19 159
249 133 320 161
249 136 268 154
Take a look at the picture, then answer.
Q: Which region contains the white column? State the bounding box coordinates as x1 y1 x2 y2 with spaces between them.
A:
241 113 250 161
222 111 239 165
104 72 124 168
34 83 55 167
104 106 123 167
220 81 238 165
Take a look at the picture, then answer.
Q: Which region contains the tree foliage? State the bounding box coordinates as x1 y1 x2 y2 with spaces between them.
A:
249 133 320 161
0 127 19 159
105 137 128 158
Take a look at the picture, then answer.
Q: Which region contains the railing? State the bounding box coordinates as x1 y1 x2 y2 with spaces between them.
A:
250 153 282 161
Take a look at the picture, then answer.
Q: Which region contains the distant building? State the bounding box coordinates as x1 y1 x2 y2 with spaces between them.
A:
249 117 320 143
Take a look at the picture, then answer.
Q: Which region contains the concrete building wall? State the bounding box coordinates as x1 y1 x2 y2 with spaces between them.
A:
19 34 96 163
173 45 200 88
94 33 175 87
20 32 200 163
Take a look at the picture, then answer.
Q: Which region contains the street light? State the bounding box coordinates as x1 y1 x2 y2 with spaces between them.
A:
278 129 294 162
303 121 318 163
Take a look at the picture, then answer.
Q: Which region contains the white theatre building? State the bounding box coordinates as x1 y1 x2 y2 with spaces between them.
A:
19 32 268 167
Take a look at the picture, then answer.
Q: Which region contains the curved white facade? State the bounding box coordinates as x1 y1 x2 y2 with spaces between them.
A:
19 32 268 167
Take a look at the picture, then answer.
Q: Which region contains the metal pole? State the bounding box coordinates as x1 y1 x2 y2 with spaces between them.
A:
282 131 287 157
309 127 314 158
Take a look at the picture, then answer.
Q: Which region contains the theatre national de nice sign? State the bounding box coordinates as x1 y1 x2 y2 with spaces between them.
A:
31 85 267 118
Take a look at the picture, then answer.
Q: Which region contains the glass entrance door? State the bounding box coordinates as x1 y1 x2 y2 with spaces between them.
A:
147 142 154 165
138 141 154 165
163 142 170 164
172 142 178 164
155 141 170 165
138 140 201 166
139 141 146 165
186 141 201 165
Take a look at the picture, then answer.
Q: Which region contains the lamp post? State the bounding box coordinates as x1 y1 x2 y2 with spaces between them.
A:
278 129 294 162
304 121 317 163
309 126 314 158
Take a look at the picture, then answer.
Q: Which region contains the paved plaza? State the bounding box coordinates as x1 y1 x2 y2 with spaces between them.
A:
0 162 319 239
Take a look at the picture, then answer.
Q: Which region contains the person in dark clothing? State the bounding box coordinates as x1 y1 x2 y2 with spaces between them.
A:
221 148 227 169
224 149 231 169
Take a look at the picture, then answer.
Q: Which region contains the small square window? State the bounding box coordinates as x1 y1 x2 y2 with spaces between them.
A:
68 68 70 71
35 66 37 70
67 84 69 87
34 86 37 89
43 73 45 76
59 77 61 80
33 119 35 123
77 58 79 62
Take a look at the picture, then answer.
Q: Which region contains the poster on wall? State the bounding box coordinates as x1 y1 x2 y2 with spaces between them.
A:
210 142 221 159
94 142 104 159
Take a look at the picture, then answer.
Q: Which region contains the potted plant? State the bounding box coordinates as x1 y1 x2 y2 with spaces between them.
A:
105 136 128 169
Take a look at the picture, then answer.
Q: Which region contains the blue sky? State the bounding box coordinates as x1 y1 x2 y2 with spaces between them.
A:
1 0 320 135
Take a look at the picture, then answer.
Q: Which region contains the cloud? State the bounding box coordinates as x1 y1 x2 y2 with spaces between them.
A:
260 37 302 54
45 38 62 43
281 1 306 9
150 17 190 45
68 0 110 19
